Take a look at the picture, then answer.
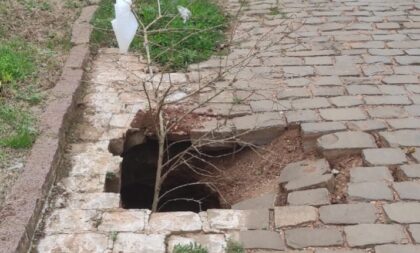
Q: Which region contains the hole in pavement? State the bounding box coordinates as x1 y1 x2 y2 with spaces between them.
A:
120 139 221 212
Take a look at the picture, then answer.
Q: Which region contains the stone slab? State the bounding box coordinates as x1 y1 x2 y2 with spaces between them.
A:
148 212 202 233
285 227 344 249
98 210 148 232
350 167 393 183
380 130 420 147
113 233 165 253
207 209 269 230
274 206 318 228
409 224 420 243
384 202 420 223
400 164 420 178
345 224 407 247
232 193 276 210
279 159 330 183
287 188 330 206
375 245 420 253
393 182 420 201
284 174 335 192
239 230 285 250
347 182 394 201
37 233 108 253
319 203 377 224
362 148 407 166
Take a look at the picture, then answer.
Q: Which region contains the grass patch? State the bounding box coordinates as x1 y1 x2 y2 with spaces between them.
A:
0 40 35 83
91 0 227 70
226 240 244 253
0 105 37 149
173 243 208 253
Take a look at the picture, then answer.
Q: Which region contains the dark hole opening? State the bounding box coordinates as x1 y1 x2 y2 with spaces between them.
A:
120 139 221 212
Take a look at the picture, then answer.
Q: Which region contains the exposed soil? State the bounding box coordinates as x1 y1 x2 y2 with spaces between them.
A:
0 0 83 208
201 128 317 206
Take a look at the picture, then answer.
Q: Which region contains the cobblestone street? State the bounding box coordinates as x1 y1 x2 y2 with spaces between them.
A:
33 0 420 252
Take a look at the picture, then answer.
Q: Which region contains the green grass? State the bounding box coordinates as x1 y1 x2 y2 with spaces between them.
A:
226 240 244 253
91 0 227 70
173 243 208 253
0 105 37 149
0 40 35 83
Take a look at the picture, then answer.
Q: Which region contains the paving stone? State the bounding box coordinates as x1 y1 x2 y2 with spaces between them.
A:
378 85 406 95
376 22 400 29
347 85 381 95
347 182 393 201
285 78 311 87
283 66 315 77
249 100 292 112
405 105 420 116
393 182 420 201
393 66 420 75
383 75 419 84
238 231 286 250
408 224 420 243
286 110 320 124
278 87 311 99
317 131 377 159
363 55 392 64
113 233 165 253
367 106 407 118
346 120 387 132
375 245 420 253
369 49 405 56
362 148 407 166
274 206 318 228
365 95 411 105
67 192 120 210
396 56 420 65
232 192 276 210
285 227 344 249
284 174 335 192
302 122 347 139
350 167 393 182
345 224 406 247
316 65 360 76
314 76 342 86
305 57 333 65
315 250 365 253
279 159 330 183
413 148 420 162
37 233 108 253
148 212 202 233
319 203 377 225
383 202 420 223
387 118 420 129
232 112 286 145
400 164 420 178
312 87 345 97
207 209 269 230
287 188 330 206
380 130 420 147
98 210 148 232
292 98 331 109
320 108 367 121
167 234 226 253
329 96 363 107
44 209 100 234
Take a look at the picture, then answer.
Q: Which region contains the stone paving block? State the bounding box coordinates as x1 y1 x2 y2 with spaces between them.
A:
207 209 269 230
278 87 311 99
383 75 419 84
285 227 344 249
408 224 420 243
378 85 406 95
232 112 286 145
413 148 420 162
369 49 405 56
405 105 420 116
315 249 365 253
67 192 120 210
292 98 331 109
350 166 393 183
283 66 315 77
387 118 420 129
314 76 342 86
238 230 285 250
37 233 108 253
284 174 335 192
365 96 411 105
249 100 292 112
380 130 420 147
99 210 148 232
400 164 420 178
383 202 420 223
329 96 363 107
316 65 360 76
345 224 407 247
113 233 165 253
312 87 345 97
232 192 276 210
317 131 377 159
274 206 318 228
346 120 387 132
285 78 311 87
286 110 320 124
44 209 100 234
393 182 420 201
148 212 202 233
302 122 347 139
320 108 367 121
167 234 226 253
279 159 330 183
362 148 407 166
287 188 330 206
375 245 420 253
347 85 381 95
347 182 394 201
396 56 420 65
319 203 377 225
367 106 407 119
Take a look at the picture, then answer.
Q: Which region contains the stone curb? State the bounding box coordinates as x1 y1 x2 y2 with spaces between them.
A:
0 5 98 253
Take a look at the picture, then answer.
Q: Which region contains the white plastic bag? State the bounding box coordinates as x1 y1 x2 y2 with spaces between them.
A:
112 0 138 53
177 6 191 23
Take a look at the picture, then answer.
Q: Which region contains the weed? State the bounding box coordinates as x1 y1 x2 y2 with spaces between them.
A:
0 105 37 149
226 239 244 253
232 96 243 105
91 0 227 70
173 243 208 253
269 6 280 15
110 231 118 242
0 40 35 83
